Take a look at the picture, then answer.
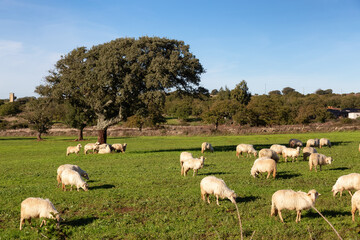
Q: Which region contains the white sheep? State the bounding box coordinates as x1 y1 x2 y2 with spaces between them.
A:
282 147 301 162
289 139 303 148
302 146 317 161
180 152 194 167
201 142 214 153
259 149 279 162
236 144 258 158
270 144 286 156
306 138 320 147
309 153 333 172
66 144 82 156
57 164 89 187
200 176 237 205
84 142 100 154
332 173 360 197
271 189 320 223
20 197 61 230
351 190 360 221
251 158 277 179
98 144 111 154
181 156 205 177
61 169 89 191
319 138 331 148
111 143 127 153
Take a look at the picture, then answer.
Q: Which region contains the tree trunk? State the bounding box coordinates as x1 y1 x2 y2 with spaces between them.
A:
97 128 107 144
77 128 84 141
37 132 43 141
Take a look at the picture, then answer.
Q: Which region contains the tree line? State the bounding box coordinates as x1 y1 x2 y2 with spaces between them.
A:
1 37 359 142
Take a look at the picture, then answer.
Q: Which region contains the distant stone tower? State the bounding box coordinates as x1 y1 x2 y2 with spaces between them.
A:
9 93 15 102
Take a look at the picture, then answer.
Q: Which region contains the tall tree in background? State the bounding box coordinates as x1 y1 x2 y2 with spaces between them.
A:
22 98 55 141
37 37 205 143
230 80 251 105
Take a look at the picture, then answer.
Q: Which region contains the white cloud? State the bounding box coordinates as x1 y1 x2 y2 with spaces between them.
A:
0 40 23 57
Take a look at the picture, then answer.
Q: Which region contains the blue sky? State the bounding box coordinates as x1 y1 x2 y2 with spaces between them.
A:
0 0 359 99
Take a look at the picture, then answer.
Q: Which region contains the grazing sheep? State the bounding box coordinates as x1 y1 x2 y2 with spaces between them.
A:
180 152 194 167
309 153 333 172
61 169 89 192
306 138 320 147
20 197 61 230
351 190 360 221
271 189 320 223
289 139 303 148
270 144 286 156
84 142 100 154
66 144 82 156
282 147 301 162
98 144 111 154
251 158 277 179
200 176 237 205
332 173 360 197
359 143 360 152
201 142 214 153
111 143 127 153
259 149 279 162
57 164 89 187
181 156 205 177
302 147 317 161
320 138 331 148
236 144 258 158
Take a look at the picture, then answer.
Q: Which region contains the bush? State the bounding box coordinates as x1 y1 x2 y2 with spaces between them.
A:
0 102 21 116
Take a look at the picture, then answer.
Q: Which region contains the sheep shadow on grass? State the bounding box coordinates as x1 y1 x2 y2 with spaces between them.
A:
276 171 301 179
329 167 350 171
236 196 259 203
63 217 98 227
198 172 231 176
304 209 351 219
88 184 115 190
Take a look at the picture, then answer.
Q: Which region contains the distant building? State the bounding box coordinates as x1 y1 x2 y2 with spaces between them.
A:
9 93 15 102
327 106 360 118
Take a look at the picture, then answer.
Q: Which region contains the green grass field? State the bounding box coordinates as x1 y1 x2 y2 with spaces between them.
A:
0 131 360 239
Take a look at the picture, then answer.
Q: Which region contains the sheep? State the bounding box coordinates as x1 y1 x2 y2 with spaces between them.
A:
259 149 279 162
236 144 258 158
181 156 205 177
271 189 320 223
302 146 318 161
270 144 286 156
57 164 89 187
61 169 89 192
332 173 360 197
289 139 303 148
251 158 277 179
84 142 100 154
98 144 111 154
66 144 82 156
200 176 237 205
351 190 360 221
319 138 331 148
282 147 301 162
306 138 320 147
359 143 360 152
20 197 61 230
309 153 333 172
180 152 194 167
201 142 214 153
111 143 127 153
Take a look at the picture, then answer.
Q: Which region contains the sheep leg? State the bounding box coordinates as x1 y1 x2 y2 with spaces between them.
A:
19 218 25 230
70 185 73 191
207 195 210 204
348 190 353 197
314 166 317 172
216 195 220 206
319 165 322 171
278 210 284 223
181 166 184 176
193 170 196 177
62 183 66 191
40 219 46 227
352 207 356 221
296 211 302 223
309 164 312 171
267 171 270 179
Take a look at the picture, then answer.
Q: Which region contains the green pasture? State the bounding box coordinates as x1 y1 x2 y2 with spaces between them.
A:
0 131 360 239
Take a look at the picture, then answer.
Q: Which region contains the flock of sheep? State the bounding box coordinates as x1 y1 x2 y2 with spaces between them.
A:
180 139 360 223
18 138 360 231
19 142 127 230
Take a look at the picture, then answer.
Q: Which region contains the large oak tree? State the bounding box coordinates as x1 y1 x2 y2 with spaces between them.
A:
37 37 205 143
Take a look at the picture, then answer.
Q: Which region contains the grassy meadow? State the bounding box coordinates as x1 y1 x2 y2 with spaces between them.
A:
0 131 360 239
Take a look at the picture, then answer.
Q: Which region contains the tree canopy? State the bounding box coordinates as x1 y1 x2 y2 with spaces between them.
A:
37 37 205 143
